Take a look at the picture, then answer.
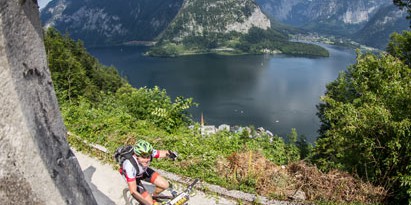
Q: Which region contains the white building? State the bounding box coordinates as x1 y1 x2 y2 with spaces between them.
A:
218 124 230 132
201 125 217 136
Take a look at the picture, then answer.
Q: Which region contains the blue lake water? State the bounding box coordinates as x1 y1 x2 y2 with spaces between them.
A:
88 44 356 142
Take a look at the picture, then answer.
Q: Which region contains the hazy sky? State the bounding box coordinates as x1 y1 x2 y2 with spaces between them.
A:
38 0 52 9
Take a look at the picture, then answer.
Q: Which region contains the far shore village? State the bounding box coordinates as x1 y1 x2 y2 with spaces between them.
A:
191 113 274 137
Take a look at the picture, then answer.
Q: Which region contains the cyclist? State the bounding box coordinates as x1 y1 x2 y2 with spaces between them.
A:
121 139 177 205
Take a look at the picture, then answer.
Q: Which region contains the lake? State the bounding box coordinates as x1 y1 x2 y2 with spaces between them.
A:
88 44 356 142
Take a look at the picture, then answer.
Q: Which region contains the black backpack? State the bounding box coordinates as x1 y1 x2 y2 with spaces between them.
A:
113 145 138 175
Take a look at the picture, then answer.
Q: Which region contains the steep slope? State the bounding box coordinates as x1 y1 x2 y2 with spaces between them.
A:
256 0 390 33
255 0 408 48
148 0 328 57
354 4 409 49
41 0 184 46
41 0 328 56
160 0 270 41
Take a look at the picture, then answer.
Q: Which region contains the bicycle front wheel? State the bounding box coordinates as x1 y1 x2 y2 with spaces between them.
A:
123 188 139 205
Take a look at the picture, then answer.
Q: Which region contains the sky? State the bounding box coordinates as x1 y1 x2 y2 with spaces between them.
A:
38 0 52 9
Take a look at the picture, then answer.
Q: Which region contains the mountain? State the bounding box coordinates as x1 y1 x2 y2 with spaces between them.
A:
41 0 270 47
40 0 184 46
256 0 390 33
41 0 409 49
159 0 270 41
147 0 329 57
256 0 409 49
354 4 409 49
41 0 328 57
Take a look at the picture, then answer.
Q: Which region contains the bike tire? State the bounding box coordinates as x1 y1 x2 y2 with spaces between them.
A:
123 188 139 205
123 187 175 205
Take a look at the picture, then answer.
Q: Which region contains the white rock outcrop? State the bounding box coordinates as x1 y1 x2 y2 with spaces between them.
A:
226 7 271 33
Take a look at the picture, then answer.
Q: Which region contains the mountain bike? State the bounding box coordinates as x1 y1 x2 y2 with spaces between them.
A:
123 179 199 205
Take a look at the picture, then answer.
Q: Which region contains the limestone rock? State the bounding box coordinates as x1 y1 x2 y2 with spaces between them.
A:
0 0 97 204
163 0 271 40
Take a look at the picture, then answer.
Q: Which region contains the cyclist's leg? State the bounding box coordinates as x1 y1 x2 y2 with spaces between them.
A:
143 167 169 196
139 191 154 204
136 179 155 204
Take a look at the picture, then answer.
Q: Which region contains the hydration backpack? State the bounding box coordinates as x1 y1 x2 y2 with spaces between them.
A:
113 145 138 175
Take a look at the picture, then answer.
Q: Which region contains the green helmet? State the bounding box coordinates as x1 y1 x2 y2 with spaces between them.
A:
134 140 153 156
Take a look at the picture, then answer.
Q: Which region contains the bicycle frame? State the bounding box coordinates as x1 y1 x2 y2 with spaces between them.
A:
123 187 174 205
123 179 199 205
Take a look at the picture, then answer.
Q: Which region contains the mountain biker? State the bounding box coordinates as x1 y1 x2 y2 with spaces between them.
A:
121 139 177 205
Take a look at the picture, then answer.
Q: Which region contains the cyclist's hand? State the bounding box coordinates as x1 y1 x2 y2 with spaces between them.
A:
167 150 178 161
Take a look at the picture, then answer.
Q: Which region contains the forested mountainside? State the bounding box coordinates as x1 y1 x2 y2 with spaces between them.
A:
41 0 408 49
147 0 328 56
40 0 183 46
159 0 270 41
256 0 409 49
40 0 270 47
40 0 327 56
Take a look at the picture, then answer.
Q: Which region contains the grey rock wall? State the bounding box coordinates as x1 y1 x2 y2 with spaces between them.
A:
40 0 185 46
0 0 97 204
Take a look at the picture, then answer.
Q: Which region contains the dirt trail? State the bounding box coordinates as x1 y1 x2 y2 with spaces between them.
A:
73 149 236 205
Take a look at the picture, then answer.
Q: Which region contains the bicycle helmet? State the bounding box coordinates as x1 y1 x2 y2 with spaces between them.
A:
134 140 153 157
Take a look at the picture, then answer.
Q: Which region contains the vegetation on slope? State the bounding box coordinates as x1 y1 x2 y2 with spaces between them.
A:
44 27 195 132
160 0 257 37
44 25 411 204
149 27 329 57
41 0 184 46
314 30 411 204
146 0 329 57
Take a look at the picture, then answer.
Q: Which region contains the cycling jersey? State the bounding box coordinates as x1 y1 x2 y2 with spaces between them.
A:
122 149 160 182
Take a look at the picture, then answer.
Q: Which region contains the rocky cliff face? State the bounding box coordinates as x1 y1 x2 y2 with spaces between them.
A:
41 0 270 46
41 0 184 46
256 0 408 48
41 0 406 49
0 1 96 204
354 4 409 49
160 0 270 42
256 0 391 28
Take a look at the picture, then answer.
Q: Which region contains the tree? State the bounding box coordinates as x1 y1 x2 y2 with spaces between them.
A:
115 85 195 132
285 128 300 162
313 50 411 203
295 135 312 160
387 31 411 67
44 28 89 102
393 0 411 27
44 27 125 102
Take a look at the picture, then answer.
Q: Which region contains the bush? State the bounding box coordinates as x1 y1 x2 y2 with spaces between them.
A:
314 51 411 203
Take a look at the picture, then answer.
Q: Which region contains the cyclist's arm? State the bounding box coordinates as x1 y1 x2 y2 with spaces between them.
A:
127 180 152 205
152 149 177 160
153 150 170 158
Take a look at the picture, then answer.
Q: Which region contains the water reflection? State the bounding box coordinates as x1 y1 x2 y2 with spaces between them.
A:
89 45 356 142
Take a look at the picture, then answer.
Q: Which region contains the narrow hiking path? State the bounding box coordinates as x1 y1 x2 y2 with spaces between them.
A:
72 149 237 205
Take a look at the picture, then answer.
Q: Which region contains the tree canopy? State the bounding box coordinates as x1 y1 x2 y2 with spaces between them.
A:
44 27 126 102
313 2 411 202
44 27 196 132
387 31 411 67
314 31 411 204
